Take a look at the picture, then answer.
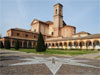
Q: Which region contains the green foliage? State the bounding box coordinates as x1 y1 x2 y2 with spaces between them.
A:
0 34 1 38
4 40 11 49
15 40 20 50
36 32 47 52
10 48 99 55
0 41 4 48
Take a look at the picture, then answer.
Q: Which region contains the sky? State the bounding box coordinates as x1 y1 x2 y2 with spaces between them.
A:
0 0 100 37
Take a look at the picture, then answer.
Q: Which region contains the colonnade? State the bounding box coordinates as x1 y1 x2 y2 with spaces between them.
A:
10 40 36 48
46 40 100 50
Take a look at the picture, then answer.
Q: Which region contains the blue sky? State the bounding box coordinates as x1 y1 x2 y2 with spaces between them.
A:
0 0 100 37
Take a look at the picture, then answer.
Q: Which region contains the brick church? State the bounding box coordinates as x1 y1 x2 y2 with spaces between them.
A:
0 3 100 49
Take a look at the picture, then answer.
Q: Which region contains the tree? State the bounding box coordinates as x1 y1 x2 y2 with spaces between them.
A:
0 41 4 48
4 40 11 49
15 40 20 50
36 32 47 52
0 34 2 38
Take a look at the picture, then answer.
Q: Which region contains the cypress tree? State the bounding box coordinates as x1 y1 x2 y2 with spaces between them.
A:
15 40 19 50
36 32 47 52
0 41 4 48
4 40 11 49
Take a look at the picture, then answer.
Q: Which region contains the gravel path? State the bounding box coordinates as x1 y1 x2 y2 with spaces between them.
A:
0 49 100 75
75 51 100 59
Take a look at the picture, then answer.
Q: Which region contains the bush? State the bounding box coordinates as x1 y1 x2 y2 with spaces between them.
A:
15 40 19 50
36 32 47 52
4 40 11 49
0 41 4 48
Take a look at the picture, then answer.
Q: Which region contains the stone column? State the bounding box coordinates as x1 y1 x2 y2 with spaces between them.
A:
11 40 13 48
27 41 29 48
22 41 24 48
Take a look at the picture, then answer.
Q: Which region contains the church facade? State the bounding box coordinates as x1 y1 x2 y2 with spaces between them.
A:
0 3 100 49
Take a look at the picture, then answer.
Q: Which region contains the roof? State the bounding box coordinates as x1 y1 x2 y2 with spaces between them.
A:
54 3 63 7
8 28 39 34
7 28 52 37
74 31 90 35
45 21 53 25
46 34 100 42
31 19 53 25
63 21 66 26
4 36 37 41
63 25 76 29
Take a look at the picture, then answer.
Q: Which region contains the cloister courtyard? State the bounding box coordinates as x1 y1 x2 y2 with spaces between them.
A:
0 49 100 75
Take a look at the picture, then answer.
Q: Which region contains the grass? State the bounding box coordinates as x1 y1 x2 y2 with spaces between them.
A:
9 48 99 56
96 56 100 58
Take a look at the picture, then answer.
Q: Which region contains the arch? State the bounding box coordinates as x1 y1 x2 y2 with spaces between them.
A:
56 9 57 14
59 42 63 46
64 42 67 47
74 41 78 47
86 41 92 47
93 40 100 47
79 41 85 47
68 42 72 47
49 43 51 46
56 43 59 46
52 43 55 47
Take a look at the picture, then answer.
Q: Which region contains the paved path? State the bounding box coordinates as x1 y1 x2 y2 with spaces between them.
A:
75 51 100 59
0 49 100 75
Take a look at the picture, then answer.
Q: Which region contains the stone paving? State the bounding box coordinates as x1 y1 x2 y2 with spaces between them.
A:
0 50 100 75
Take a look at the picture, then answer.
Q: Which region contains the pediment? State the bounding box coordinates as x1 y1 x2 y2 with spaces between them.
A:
31 19 39 25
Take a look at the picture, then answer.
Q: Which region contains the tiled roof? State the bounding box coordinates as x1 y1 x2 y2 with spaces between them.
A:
54 3 63 7
4 36 37 41
74 31 90 35
45 21 53 25
9 28 39 34
63 25 76 29
46 34 100 42
8 28 52 36
31 19 53 25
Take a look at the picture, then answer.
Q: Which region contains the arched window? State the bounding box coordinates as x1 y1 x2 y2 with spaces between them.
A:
34 29 36 32
56 9 57 14
52 32 53 35
60 9 61 15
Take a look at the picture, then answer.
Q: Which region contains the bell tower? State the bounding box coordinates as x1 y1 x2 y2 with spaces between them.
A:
53 3 63 37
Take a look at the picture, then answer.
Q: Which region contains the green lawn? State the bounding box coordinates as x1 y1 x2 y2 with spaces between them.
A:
9 48 99 56
96 56 100 58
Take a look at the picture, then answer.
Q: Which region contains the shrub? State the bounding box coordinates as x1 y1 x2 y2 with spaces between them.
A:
36 32 47 52
4 40 11 49
15 40 19 50
0 41 4 48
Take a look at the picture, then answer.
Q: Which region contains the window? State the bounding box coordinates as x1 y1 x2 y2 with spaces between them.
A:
17 33 19 36
25 34 28 37
34 29 36 32
60 9 61 15
8 33 9 36
34 35 36 38
56 9 57 14
52 32 53 35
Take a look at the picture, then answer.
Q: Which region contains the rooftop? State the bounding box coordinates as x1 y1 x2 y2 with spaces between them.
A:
46 34 100 42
